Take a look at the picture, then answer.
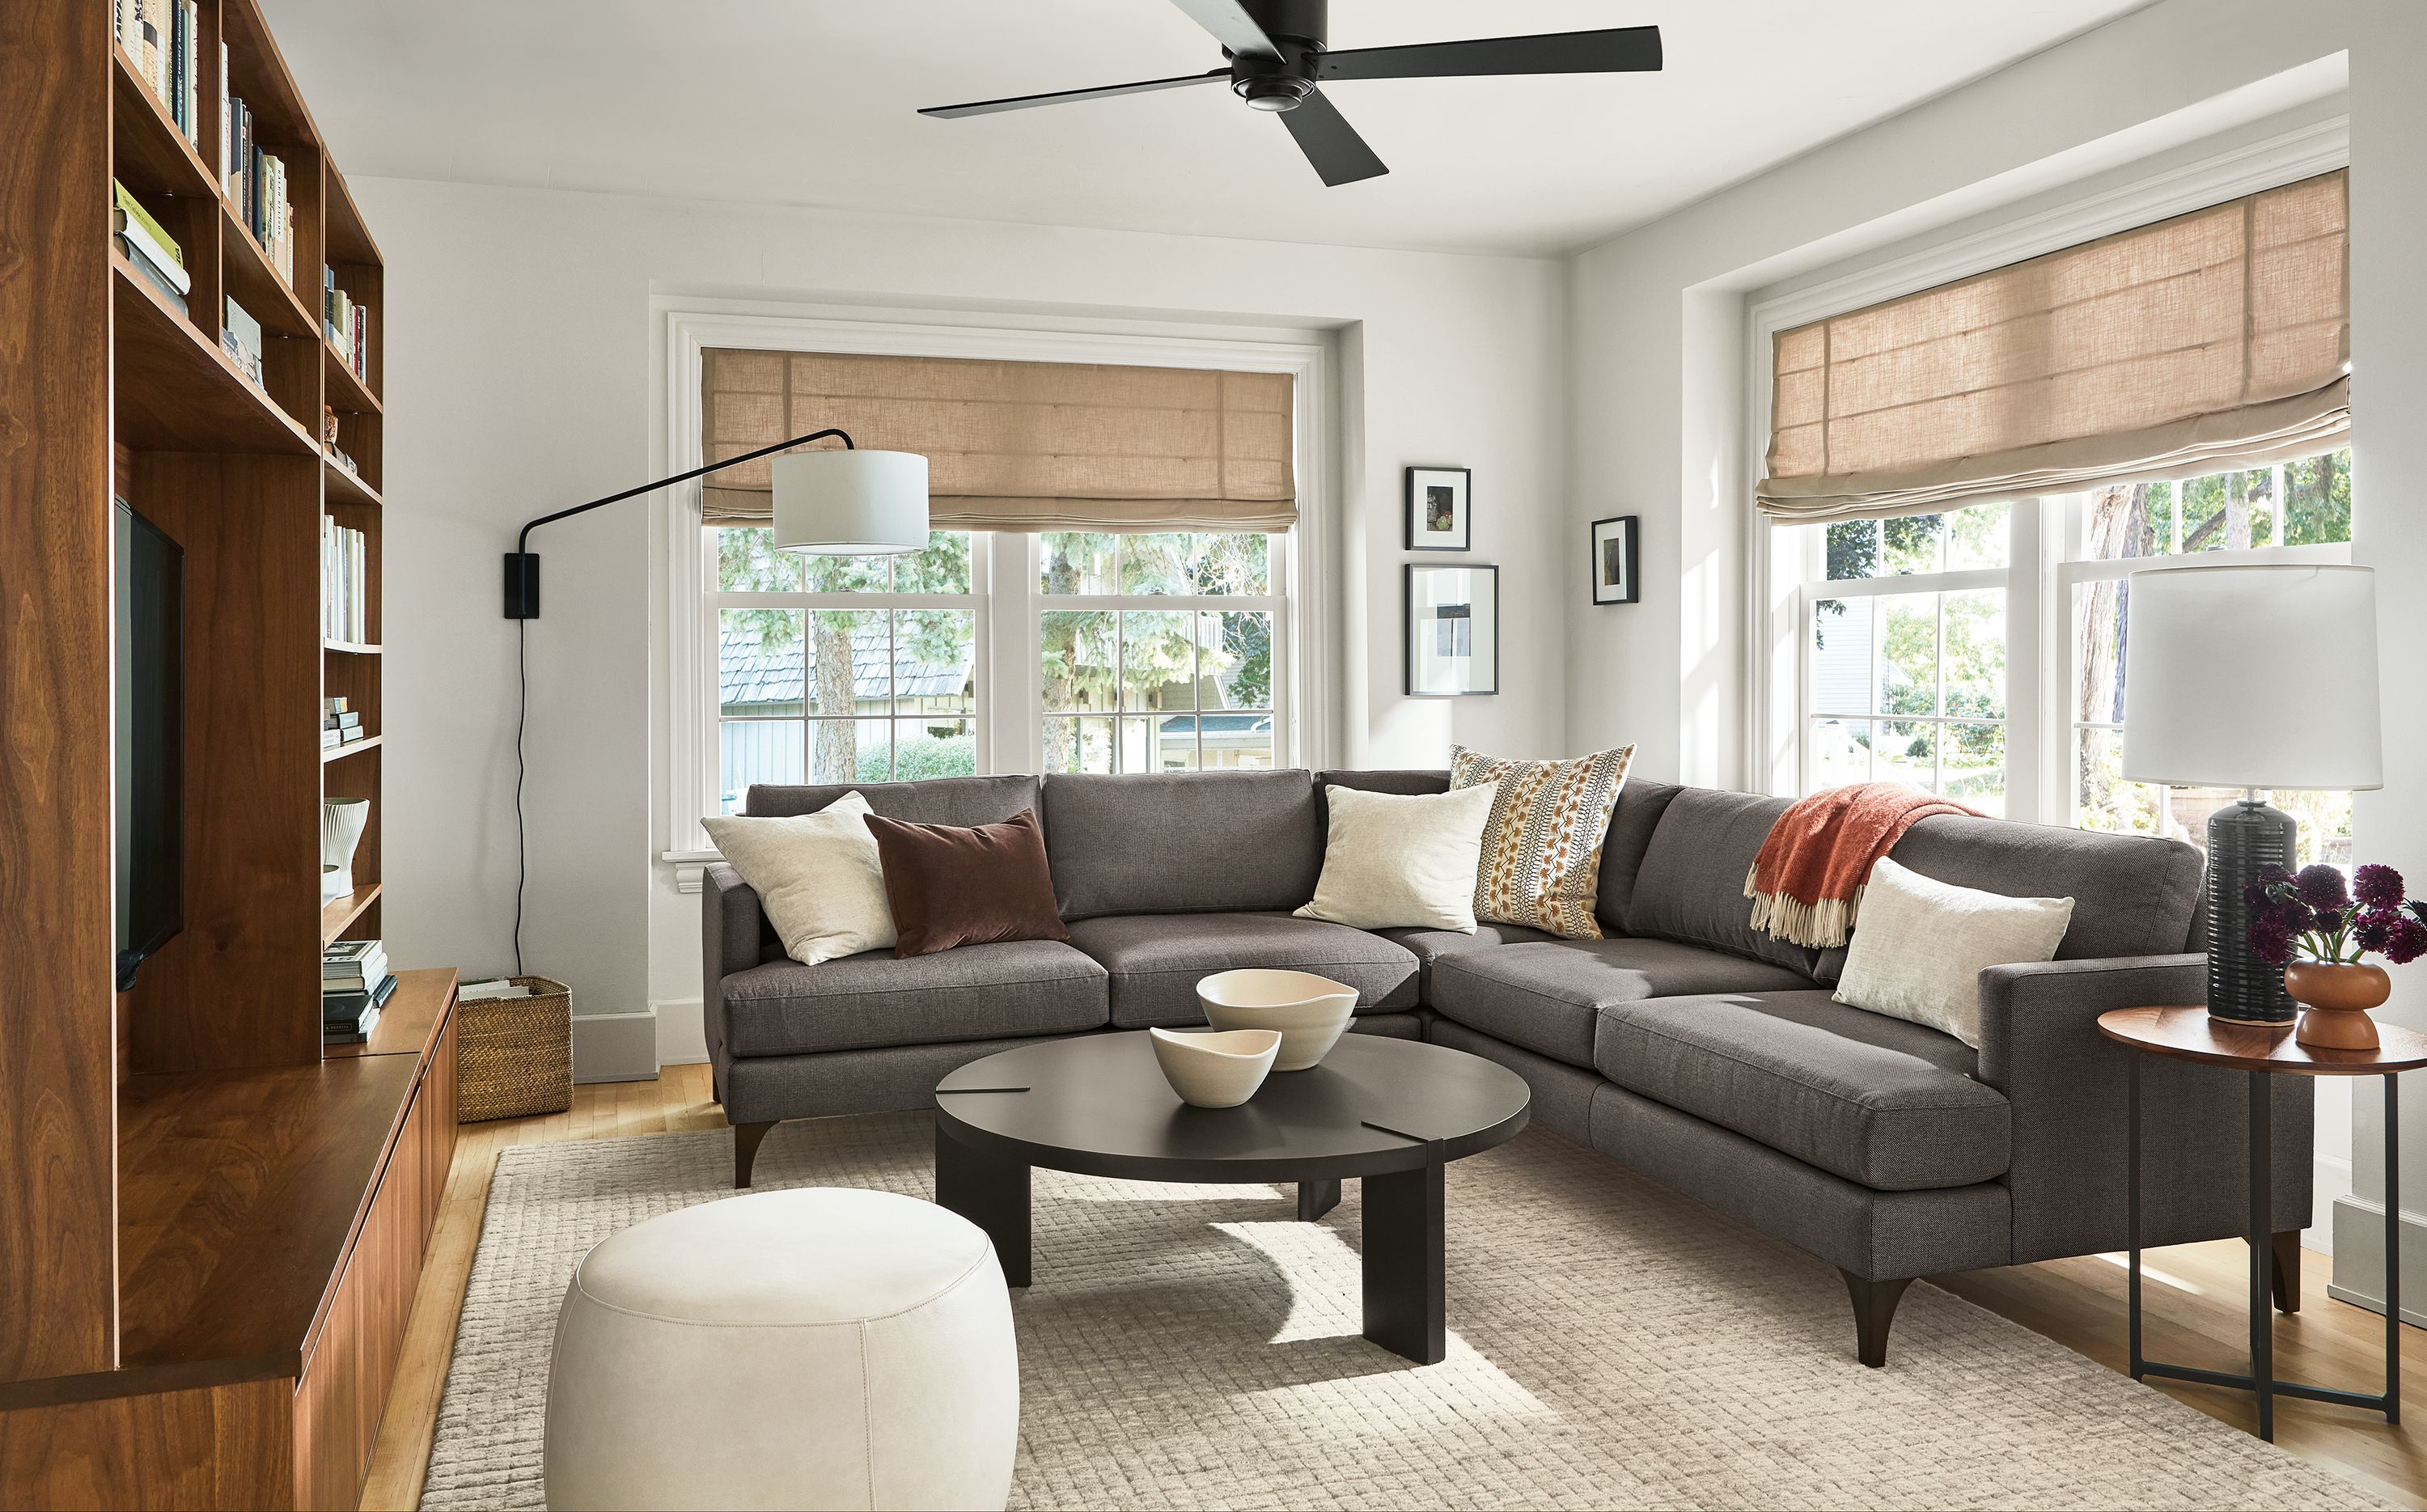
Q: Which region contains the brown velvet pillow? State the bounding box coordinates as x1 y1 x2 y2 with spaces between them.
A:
862 808 1071 957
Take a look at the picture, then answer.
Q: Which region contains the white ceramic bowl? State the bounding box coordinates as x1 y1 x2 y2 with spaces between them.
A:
1149 1027 1281 1108
1196 969 1360 1071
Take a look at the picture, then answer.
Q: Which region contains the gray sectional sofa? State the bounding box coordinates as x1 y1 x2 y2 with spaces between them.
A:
701 767 2312 1365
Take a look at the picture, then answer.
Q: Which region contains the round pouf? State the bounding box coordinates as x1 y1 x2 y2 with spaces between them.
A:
543 1188 1017 1511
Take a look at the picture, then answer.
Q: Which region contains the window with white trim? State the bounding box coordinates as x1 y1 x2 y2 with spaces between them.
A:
1782 447 2354 860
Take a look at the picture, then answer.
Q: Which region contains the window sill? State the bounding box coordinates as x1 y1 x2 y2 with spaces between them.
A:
663 847 722 894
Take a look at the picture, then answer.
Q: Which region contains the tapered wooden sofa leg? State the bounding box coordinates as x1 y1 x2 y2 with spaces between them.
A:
2271 1230 2302 1313
1840 1270 1914 1368
734 1120 777 1188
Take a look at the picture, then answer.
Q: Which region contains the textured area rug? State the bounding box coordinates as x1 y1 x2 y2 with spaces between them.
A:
420 1114 2393 1511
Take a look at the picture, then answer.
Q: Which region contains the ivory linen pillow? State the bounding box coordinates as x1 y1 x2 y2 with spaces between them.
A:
1449 743 1634 938
1832 857 2073 1047
701 792 896 966
1294 783 1498 931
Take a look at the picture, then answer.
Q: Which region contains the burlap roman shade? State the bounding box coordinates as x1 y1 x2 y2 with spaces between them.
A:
701 349 1295 532
1759 170 2349 522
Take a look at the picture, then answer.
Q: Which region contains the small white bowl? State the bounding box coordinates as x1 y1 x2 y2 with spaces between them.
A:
1149 1027 1282 1109
1196 969 1360 1071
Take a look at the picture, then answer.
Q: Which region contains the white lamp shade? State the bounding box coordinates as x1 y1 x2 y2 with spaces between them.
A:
770 449 930 555
2120 563 2382 790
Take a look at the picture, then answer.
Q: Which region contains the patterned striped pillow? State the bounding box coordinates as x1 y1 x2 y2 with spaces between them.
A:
1449 744 1636 938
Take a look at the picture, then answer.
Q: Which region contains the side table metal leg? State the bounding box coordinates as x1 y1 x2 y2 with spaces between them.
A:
2389 1072 2403 1425
2128 1053 2142 1379
2248 1069 2275 1442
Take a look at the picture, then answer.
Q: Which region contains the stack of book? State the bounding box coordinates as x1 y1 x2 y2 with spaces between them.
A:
221 294 264 387
324 939 396 1046
322 696 370 750
112 181 189 314
222 78 295 282
114 0 201 147
322 517 370 642
324 270 371 383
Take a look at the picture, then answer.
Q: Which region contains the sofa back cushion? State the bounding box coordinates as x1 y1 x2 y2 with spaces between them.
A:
1594 778 1684 936
1813 814 2205 983
746 775 1042 828
1629 788 1823 977
1042 769 1324 920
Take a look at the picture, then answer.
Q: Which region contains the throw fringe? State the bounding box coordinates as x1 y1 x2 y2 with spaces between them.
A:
1743 864 1867 950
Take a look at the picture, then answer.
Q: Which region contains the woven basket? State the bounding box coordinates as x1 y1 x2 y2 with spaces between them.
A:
456 975 573 1123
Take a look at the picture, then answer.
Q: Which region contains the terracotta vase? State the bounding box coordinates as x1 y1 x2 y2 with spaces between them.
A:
2287 961 2391 1051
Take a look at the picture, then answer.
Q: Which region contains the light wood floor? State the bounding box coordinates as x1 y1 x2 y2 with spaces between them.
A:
360 1065 2427 1510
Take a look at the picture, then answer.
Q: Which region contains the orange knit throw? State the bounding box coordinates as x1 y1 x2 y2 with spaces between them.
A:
1744 781 1982 949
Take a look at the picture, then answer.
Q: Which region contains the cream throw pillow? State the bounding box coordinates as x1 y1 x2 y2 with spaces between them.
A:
702 793 896 966
1295 785 1497 932
1832 857 2073 1048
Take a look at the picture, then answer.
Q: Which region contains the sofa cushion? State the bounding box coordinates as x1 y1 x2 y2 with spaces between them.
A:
747 773 1042 826
1813 813 2207 983
1370 922 1557 996
720 940 1108 1057
1592 989 2010 1191
1629 788 1823 977
1065 912 1420 1028
1428 938 1815 1069
1043 770 1324 921
1593 778 1684 935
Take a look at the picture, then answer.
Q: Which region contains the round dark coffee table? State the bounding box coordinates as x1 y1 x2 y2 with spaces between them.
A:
931 1030 1531 1364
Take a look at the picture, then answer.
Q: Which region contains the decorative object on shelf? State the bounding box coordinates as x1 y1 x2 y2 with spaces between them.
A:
1197 968 1358 1070
1405 562 1499 696
456 974 574 1123
1404 465 1472 551
321 796 369 900
1149 1027 1281 1108
2245 862 2427 1049
2122 564 2382 1025
1590 514 1639 604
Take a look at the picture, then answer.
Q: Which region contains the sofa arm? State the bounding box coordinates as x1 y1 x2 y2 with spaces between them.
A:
701 863 767 1085
1978 955 2311 1264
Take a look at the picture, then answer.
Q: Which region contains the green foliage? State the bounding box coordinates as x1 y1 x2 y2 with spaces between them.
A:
870 734 977 782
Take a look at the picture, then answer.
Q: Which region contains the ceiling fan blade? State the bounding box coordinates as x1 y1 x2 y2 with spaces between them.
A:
1167 0 1281 60
1318 25 1662 81
1278 88 1387 187
919 68 1229 119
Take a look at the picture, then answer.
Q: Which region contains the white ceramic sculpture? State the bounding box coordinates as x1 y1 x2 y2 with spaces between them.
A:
322 797 369 900
1148 1027 1282 1108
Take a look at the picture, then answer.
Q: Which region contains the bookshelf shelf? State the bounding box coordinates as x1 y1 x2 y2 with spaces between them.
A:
218 200 315 338
324 341 379 414
323 638 381 655
324 455 382 507
321 735 382 764
112 252 317 455
110 46 216 201
320 883 382 945
323 968 453 1061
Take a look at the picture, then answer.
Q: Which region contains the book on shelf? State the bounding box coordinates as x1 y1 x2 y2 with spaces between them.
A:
222 91 296 283
323 269 372 383
460 979 536 1003
115 1 201 146
324 1001 383 1047
324 972 400 1021
112 183 182 268
222 294 264 386
324 940 391 989
322 516 371 642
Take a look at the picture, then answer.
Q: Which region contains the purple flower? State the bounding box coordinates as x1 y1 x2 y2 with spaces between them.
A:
2248 919 2295 964
2260 865 2297 887
2296 864 2351 911
2267 900 2316 935
2315 908 2349 934
2390 917 2427 966
2357 863 2407 908
2357 912 2397 954
2243 881 2275 911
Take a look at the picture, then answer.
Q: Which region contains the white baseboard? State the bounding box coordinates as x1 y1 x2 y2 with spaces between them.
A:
2312 1151 2352 1255
571 1010 659 1083
654 997 708 1066
2325 1193 2427 1325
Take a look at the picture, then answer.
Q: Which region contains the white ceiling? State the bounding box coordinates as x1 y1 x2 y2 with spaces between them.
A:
263 0 2150 258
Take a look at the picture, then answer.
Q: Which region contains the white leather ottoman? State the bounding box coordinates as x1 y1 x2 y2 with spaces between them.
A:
543 1187 1018 1511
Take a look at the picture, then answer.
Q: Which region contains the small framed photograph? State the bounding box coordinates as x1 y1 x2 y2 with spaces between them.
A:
1590 515 1639 605
1406 563 1499 697
1405 466 1472 552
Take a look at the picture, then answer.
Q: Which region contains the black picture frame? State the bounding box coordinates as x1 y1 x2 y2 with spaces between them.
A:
1404 466 1472 552
1590 515 1639 605
1405 562 1500 697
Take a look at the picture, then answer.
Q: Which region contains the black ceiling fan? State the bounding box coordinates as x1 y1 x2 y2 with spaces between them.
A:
918 0 1662 187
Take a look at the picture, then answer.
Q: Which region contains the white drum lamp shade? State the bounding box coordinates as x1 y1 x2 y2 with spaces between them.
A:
771 449 930 555
2121 564 2383 792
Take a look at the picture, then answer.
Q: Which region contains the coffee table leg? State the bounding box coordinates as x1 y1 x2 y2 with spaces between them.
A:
1297 1177 1341 1222
1362 1154 1446 1364
934 1120 1031 1288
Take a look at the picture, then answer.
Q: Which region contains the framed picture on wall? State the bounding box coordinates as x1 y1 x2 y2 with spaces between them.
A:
1405 466 1472 551
1590 515 1639 604
1406 563 1499 697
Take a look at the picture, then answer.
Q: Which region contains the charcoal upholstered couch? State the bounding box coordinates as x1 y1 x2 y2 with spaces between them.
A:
701 768 2311 1366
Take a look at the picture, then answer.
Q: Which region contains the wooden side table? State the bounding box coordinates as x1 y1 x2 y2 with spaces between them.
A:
2097 1006 2427 1442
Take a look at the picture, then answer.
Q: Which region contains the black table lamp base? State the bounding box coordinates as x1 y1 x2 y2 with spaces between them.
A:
2207 796 2297 1025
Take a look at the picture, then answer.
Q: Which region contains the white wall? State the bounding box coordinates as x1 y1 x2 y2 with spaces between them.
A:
1565 0 2427 1287
362 180 1568 1074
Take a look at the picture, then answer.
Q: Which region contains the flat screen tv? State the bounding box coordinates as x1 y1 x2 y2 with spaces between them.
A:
115 498 184 990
